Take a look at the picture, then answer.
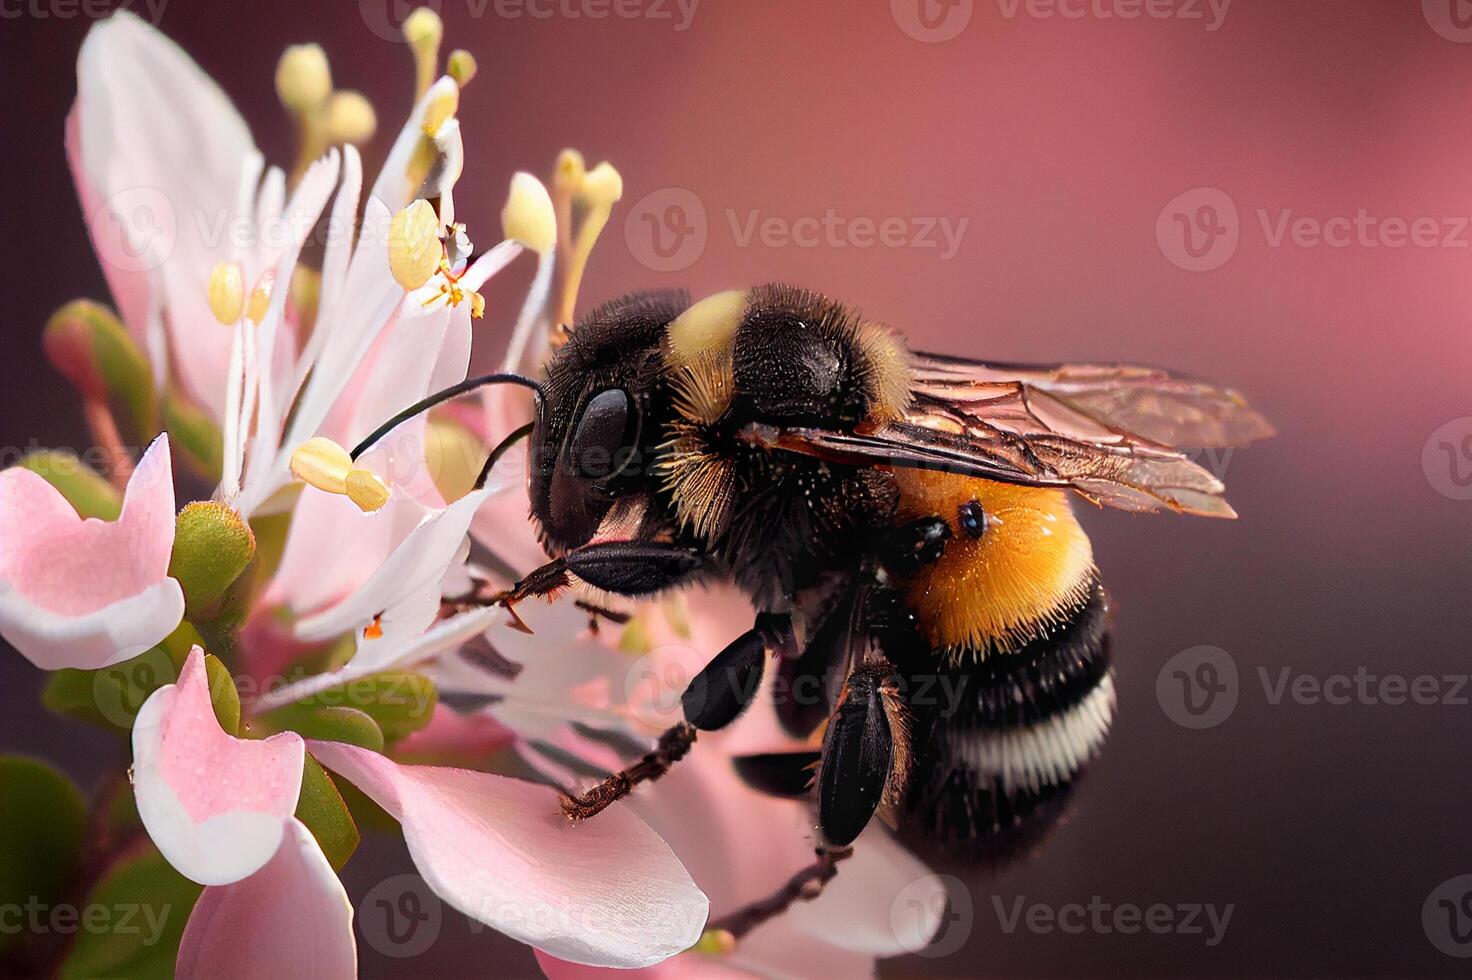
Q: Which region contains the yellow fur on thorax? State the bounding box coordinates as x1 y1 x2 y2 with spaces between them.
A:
892 469 1095 657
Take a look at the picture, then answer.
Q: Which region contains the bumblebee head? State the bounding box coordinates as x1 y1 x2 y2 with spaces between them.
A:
528 289 690 552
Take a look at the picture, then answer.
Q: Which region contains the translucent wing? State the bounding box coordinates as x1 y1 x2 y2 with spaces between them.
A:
742 352 1273 519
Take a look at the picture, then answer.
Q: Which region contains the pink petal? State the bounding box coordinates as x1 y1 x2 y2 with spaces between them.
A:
295 488 489 643
177 819 355 980
309 741 709 968
72 12 258 420
132 648 305 885
536 948 755 980
0 435 183 669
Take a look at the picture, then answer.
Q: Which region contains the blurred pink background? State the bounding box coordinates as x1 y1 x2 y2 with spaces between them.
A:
5 1 1472 975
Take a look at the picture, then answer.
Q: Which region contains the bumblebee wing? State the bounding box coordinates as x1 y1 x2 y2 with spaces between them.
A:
743 352 1272 518
909 351 1276 450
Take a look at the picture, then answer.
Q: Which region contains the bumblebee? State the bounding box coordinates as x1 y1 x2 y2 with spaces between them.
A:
357 283 1271 858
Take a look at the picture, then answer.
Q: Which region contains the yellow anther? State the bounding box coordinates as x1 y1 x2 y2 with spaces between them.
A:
578 161 624 207
501 173 556 256
289 437 353 495
207 260 244 325
345 467 392 512
403 7 444 100
246 270 275 325
557 159 624 329
325 90 377 145
389 200 443 290
447 49 478 88
553 148 586 196
693 929 737 957
469 290 485 320
275 44 332 114
421 89 459 138
364 614 384 640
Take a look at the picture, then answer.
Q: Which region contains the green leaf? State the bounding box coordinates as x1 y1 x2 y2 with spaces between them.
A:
18 450 121 520
259 704 384 752
169 502 256 619
299 672 438 742
0 757 86 953
295 756 359 871
57 844 201 980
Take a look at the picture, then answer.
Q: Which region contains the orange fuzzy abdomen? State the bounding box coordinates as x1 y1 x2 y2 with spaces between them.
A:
892 469 1096 657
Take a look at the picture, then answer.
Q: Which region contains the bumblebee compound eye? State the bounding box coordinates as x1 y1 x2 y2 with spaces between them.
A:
568 387 639 481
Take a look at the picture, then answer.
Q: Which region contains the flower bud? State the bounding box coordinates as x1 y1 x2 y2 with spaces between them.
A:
43 299 155 442
168 501 257 619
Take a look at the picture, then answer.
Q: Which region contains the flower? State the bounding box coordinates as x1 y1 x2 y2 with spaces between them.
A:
0 434 183 670
135 648 706 975
41 10 714 976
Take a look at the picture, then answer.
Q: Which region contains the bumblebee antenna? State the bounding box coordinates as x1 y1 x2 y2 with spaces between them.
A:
474 421 535 490
350 373 542 461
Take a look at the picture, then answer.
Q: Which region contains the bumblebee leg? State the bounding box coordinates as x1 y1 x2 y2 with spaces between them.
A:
562 541 705 596
681 613 792 731
818 666 904 847
562 613 792 819
561 722 698 820
707 846 854 940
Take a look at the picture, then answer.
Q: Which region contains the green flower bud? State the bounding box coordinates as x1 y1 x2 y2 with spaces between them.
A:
168 502 256 619
162 393 224 481
43 300 156 443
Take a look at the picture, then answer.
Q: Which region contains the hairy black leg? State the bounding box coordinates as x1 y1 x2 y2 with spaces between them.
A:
681 613 792 731
561 722 697 820
707 846 854 940
562 541 705 596
818 667 900 847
